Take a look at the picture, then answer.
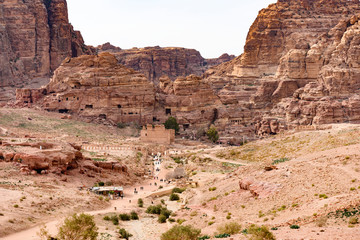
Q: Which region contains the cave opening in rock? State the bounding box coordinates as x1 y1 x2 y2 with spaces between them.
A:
58 109 69 113
166 108 171 115
85 105 93 109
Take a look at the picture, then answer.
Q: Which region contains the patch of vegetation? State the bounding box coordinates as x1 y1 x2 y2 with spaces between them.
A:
207 126 219 143
171 156 183 164
328 206 360 219
164 117 180 134
216 222 241 235
161 225 201 240
272 158 290 165
110 215 119 225
172 187 186 194
138 198 144 207
198 235 210 240
214 233 230 238
119 228 133 240
248 224 276 240
208 187 217 191
119 213 131 221
117 122 127 129
170 193 180 201
146 205 172 223
130 211 139 220
290 225 300 229
57 213 98 240
92 158 107 162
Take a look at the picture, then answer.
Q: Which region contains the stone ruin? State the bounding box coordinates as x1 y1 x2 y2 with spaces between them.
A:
140 124 175 145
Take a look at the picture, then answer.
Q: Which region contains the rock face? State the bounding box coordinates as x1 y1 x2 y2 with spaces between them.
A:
270 15 360 127
15 0 360 142
202 0 360 139
16 52 221 130
17 52 156 124
97 45 235 84
0 140 128 176
0 0 93 102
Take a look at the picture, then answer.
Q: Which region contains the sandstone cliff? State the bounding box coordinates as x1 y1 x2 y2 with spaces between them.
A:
15 0 360 143
17 53 155 124
270 15 360 127
0 0 93 101
97 45 235 84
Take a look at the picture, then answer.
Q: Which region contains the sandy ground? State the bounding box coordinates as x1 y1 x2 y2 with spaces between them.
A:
2 108 360 239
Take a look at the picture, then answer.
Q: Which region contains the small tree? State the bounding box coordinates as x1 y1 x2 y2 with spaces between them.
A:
57 213 98 240
137 198 144 208
169 193 180 201
206 126 219 143
164 117 180 134
119 228 133 240
161 225 201 240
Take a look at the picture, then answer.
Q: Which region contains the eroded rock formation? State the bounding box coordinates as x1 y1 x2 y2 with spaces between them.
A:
0 0 93 102
0 140 128 176
97 45 235 84
14 0 360 143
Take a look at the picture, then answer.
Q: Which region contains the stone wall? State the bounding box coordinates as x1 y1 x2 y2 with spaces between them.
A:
140 124 175 145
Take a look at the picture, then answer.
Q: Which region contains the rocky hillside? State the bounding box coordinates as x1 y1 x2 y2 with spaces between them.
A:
0 0 93 101
96 44 235 84
15 0 360 143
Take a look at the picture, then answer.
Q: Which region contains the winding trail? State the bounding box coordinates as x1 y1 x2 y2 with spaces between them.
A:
2 160 173 240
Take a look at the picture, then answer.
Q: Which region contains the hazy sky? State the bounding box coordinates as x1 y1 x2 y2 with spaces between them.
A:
67 0 277 58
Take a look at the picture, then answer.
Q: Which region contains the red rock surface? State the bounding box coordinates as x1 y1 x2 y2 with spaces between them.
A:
0 140 128 176
97 45 235 84
14 0 360 142
0 0 93 102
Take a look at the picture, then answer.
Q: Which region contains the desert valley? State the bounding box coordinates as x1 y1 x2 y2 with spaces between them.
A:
1 0 360 239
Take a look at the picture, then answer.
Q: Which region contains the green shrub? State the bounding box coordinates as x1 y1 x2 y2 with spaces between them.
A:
98 182 105 186
170 193 180 201
290 225 300 229
168 218 175 222
119 228 132 240
248 224 275 240
119 214 130 221
161 225 201 240
57 213 98 240
214 233 230 238
158 214 167 223
146 205 162 214
198 235 210 240
272 158 290 165
138 198 143 208
164 117 180 134
110 215 119 225
117 122 127 129
160 208 172 219
206 126 219 143
216 222 241 235
130 211 139 220
172 187 186 193
208 187 217 191
13 204 19 208
103 216 110 221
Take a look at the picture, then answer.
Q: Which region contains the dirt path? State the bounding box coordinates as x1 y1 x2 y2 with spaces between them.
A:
2 160 174 240
201 153 248 166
